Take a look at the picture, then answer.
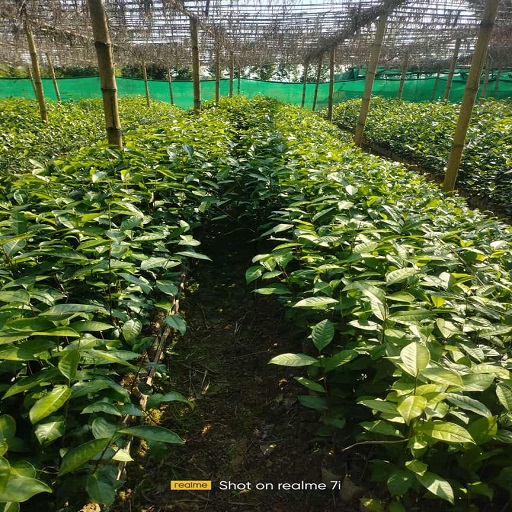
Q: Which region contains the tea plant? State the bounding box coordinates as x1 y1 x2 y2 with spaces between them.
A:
329 98 512 214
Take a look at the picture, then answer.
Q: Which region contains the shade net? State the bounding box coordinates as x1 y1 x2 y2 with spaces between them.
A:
1 74 511 109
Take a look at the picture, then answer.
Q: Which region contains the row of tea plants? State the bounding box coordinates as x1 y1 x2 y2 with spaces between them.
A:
0 97 235 511
328 98 512 214
1 95 512 511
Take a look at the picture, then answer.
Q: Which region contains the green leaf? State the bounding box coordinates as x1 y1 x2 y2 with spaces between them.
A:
269 353 318 367
155 280 179 296
386 268 418 286
86 472 117 507
416 471 454 503
164 314 186 335
405 459 428 476
461 373 494 392
34 417 65 445
122 319 142 343
29 385 71 424
3 369 60 398
0 473 52 502
446 393 492 417
292 297 338 309
146 392 192 410
389 309 434 325
418 420 474 444
353 282 387 321
360 420 404 438
359 399 399 416
400 342 430 377
297 395 328 410
397 396 427 424
117 425 184 444
40 303 107 320
58 438 111 476
387 469 415 496
245 266 263 284
0 416 15 446
322 349 357 372
119 273 152 294
496 383 512 411
91 418 117 440
467 416 498 445
294 377 325 393
175 250 211 261
311 319 335 353
69 321 113 332
58 346 80 381
82 401 122 417
0 291 30 304
422 367 463 388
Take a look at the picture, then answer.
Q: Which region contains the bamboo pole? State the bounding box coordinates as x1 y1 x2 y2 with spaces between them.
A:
301 59 309 107
27 67 37 96
87 0 122 149
397 50 409 100
46 52 61 102
24 19 47 122
354 12 388 147
442 0 499 193
229 51 234 97
327 47 336 122
493 68 502 98
142 61 150 107
167 67 174 105
312 55 323 111
480 59 490 99
215 43 220 105
443 38 461 103
190 17 201 113
431 66 441 101
237 67 241 95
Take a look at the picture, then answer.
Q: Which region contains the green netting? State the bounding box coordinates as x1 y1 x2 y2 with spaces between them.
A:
1 73 511 109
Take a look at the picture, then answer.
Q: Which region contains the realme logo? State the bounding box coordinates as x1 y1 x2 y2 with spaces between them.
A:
170 480 212 491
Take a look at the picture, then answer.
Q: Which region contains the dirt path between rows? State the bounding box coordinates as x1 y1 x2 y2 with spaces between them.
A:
114 223 353 512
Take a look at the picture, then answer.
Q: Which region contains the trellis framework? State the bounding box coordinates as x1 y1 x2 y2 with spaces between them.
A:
1 0 512 74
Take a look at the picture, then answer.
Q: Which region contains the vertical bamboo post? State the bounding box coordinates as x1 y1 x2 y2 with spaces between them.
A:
24 19 47 121
301 59 309 107
87 0 122 148
397 50 409 100
237 66 241 94
229 51 234 97
327 47 336 122
190 17 201 113
443 38 461 103
431 66 441 101
354 12 388 147
142 62 150 107
493 68 502 98
167 67 174 105
312 55 323 111
480 59 490 99
442 0 499 192
27 67 37 96
46 52 61 102
215 43 220 105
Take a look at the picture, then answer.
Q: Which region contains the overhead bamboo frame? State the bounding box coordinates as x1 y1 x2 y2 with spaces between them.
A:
1 0 511 75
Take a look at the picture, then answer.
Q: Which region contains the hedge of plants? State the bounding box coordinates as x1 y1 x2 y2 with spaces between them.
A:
328 98 512 215
0 96 511 511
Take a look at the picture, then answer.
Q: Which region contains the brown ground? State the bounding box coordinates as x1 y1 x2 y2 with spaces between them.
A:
112 223 361 512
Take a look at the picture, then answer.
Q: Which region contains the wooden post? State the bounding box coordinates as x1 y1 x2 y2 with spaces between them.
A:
229 51 234 97
443 38 461 102
312 55 323 111
327 47 335 121
190 17 201 113
24 19 47 121
480 59 490 99
46 52 61 102
493 68 502 98
397 50 409 100
442 0 499 192
87 0 122 149
215 43 220 105
237 67 241 94
301 59 309 107
167 67 174 105
354 12 388 147
27 67 37 96
431 66 441 101
142 61 150 107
